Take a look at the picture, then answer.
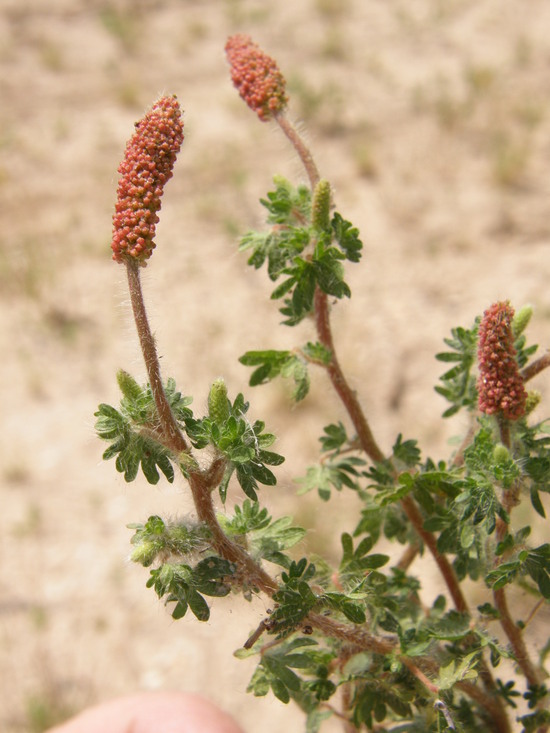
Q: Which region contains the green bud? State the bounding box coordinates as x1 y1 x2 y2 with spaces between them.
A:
512 304 533 338
311 179 332 233
208 379 230 424
117 369 143 401
158 563 175 586
493 443 510 466
525 390 542 416
130 540 161 566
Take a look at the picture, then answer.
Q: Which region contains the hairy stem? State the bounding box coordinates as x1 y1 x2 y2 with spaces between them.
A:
126 260 277 595
275 113 321 190
491 422 543 692
126 261 189 454
493 587 542 688
306 612 395 655
522 351 550 382
399 495 468 614
312 280 509 728
188 470 278 595
314 288 385 464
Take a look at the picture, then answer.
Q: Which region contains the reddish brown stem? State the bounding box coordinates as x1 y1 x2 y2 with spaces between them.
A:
126 260 277 595
311 285 510 726
187 470 278 595
314 288 385 464
400 657 439 695
126 261 189 454
307 612 395 655
491 427 543 692
522 351 550 382
275 113 321 190
396 542 420 572
493 587 542 688
400 495 468 614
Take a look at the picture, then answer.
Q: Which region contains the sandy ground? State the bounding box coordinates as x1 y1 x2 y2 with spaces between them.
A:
1 1 550 731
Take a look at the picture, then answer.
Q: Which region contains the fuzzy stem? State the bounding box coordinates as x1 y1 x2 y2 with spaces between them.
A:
187 471 278 595
491 423 543 691
399 500 507 726
396 542 420 572
399 495 468 614
497 414 511 450
126 260 277 594
275 113 321 190
312 287 509 724
306 612 395 655
456 679 512 733
493 587 542 688
126 260 189 454
339 683 357 733
314 288 385 464
400 657 439 695
522 351 550 382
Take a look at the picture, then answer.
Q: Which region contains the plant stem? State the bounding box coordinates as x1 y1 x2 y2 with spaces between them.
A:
187 470 278 595
275 113 321 189
312 277 510 729
306 612 394 655
126 260 189 455
491 419 543 691
312 266 468 625
126 260 278 594
396 542 420 571
493 587 542 688
399 495 468 614
522 351 550 382
314 288 385 464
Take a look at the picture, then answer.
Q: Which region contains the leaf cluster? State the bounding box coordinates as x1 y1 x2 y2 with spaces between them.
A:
94 376 192 483
239 176 362 325
219 500 306 568
185 392 284 502
146 553 235 621
96 376 284 503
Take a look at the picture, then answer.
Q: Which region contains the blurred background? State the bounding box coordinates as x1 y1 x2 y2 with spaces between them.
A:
1 0 549 730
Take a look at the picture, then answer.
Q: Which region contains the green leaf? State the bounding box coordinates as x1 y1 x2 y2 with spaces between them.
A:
296 456 364 500
186 589 210 621
95 377 191 485
240 350 310 401
437 652 479 691
435 320 479 416
319 422 348 452
260 176 312 225
302 341 332 366
331 212 363 263
235 465 259 501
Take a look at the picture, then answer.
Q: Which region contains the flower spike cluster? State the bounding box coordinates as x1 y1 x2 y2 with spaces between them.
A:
111 95 184 265
477 301 527 420
225 34 288 121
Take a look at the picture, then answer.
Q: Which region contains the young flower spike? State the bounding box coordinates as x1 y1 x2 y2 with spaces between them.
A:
111 95 184 265
477 301 527 421
225 34 288 121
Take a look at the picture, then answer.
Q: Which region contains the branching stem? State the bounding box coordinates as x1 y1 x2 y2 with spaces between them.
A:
126 260 277 594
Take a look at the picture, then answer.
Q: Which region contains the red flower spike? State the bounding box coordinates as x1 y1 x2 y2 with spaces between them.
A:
225 34 288 122
111 96 184 265
477 301 527 421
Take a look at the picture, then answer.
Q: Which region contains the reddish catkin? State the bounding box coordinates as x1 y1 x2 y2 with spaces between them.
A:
111 96 184 265
477 301 527 421
225 34 288 121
